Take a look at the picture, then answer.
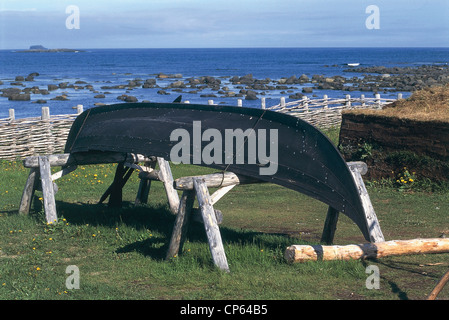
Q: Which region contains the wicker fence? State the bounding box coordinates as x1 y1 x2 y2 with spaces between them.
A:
0 106 83 161
267 93 398 129
0 94 397 161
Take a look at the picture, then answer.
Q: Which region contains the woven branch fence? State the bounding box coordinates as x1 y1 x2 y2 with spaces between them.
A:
0 94 398 161
267 93 397 129
0 106 83 161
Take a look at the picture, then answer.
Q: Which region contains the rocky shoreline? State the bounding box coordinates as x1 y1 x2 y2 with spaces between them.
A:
1 64 448 104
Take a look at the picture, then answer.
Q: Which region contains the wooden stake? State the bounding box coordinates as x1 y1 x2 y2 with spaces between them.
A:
285 238 449 263
427 268 449 300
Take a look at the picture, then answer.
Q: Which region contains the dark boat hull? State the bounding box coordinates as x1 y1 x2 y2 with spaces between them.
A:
65 102 370 241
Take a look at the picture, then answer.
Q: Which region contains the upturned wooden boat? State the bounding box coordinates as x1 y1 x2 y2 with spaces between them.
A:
65 101 372 241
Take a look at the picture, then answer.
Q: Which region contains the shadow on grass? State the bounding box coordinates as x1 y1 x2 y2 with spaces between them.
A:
365 258 448 300
28 199 301 261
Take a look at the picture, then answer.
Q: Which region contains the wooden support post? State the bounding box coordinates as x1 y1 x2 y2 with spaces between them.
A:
193 178 229 272
280 97 286 107
348 162 384 243
345 94 351 108
135 161 157 205
38 156 58 224
99 163 134 207
361 94 366 107
19 167 39 215
320 162 384 244
375 93 381 109
321 207 340 245
157 158 180 214
166 190 195 260
9 108 15 121
135 178 151 205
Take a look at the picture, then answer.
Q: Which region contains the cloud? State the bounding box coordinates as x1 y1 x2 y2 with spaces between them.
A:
1 0 448 49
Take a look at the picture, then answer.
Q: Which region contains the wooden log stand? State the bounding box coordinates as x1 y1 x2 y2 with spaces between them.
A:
20 154 384 272
19 152 177 222
165 171 263 272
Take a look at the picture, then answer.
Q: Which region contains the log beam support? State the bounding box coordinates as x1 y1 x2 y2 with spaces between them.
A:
193 178 229 272
38 156 58 224
157 158 180 214
321 161 384 244
166 190 195 260
166 175 232 271
174 172 263 190
19 167 39 215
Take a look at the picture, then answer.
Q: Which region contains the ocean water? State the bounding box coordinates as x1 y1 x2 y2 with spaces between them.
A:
0 47 448 119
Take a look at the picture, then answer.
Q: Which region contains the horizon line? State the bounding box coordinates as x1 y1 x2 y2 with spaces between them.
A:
3 46 449 51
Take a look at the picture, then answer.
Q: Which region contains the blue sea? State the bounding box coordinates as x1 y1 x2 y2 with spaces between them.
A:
0 47 448 119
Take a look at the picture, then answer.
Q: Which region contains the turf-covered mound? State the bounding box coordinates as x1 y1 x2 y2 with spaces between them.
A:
339 85 449 186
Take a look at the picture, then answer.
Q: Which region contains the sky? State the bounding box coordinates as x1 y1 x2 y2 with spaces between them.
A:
0 0 448 49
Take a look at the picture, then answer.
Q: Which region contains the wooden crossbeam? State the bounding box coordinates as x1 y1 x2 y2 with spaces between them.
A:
174 172 263 190
23 152 153 168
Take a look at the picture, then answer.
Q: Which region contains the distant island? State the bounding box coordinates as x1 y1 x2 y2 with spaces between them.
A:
19 45 84 53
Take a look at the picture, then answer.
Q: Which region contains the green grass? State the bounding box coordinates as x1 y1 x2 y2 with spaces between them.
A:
1 130 449 300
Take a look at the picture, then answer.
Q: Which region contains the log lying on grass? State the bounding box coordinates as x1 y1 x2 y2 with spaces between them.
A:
284 238 449 263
